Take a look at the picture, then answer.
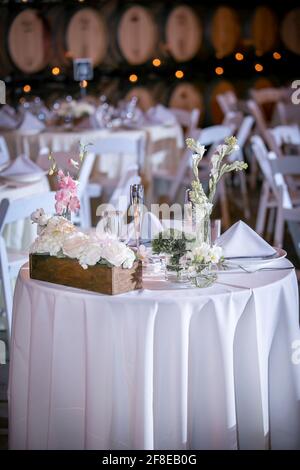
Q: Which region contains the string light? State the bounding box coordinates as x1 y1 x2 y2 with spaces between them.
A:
255 63 263 72
129 74 138 83
235 52 244 61
215 66 224 76
175 70 184 79
52 66 60 76
273 52 282 60
152 58 161 67
80 80 88 88
23 84 31 93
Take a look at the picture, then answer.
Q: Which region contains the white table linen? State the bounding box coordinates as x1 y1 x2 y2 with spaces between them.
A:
8 259 300 450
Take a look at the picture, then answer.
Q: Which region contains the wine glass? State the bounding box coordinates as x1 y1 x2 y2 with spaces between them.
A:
130 184 144 248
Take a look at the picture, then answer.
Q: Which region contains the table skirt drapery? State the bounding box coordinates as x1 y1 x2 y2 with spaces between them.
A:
8 264 300 450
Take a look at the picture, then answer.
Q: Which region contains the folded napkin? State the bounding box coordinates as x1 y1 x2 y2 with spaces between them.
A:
145 105 177 126
0 154 44 177
18 111 45 133
0 106 18 130
216 220 276 258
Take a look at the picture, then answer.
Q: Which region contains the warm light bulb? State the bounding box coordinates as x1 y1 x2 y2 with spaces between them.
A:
273 52 282 60
235 52 244 61
52 66 60 76
215 66 224 76
255 63 263 72
23 84 31 93
80 80 88 88
129 74 138 83
152 58 161 67
175 70 184 79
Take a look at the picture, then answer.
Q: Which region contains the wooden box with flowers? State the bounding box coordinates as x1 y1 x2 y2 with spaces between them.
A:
29 144 142 295
29 215 143 295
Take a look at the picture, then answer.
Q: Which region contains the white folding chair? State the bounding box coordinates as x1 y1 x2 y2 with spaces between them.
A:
216 91 239 115
251 135 300 247
0 136 10 168
0 191 56 336
37 147 97 228
169 107 200 138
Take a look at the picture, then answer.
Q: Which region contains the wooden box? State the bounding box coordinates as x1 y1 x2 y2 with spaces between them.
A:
29 254 143 295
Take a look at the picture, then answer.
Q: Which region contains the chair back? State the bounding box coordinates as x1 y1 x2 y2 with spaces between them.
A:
197 125 232 146
170 107 200 136
216 91 238 115
0 191 56 235
92 135 146 172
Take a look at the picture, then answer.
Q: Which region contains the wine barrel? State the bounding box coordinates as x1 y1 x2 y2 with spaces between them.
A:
205 80 236 124
124 86 157 111
168 82 204 114
250 7 278 54
117 5 158 65
47 6 108 69
7 9 50 74
209 6 241 58
280 8 300 55
164 5 202 62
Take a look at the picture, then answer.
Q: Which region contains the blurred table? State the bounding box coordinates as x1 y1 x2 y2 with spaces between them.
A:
9 259 300 450
2 123 184 180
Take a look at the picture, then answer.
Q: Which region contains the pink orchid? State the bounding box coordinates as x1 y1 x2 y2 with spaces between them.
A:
55 189 70 202
68 196 80 213
55 200 65 215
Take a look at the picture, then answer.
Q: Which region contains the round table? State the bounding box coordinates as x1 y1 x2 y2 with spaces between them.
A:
8 260 300 450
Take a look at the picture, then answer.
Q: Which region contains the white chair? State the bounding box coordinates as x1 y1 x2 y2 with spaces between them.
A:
273 102 300 126
37 147 97 228
216 91 239 115
251 135 300 247
0 136 10 168
169 107 200 138
92 135 146 176
0 191 56 336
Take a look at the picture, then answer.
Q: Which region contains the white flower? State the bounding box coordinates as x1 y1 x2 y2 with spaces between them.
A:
209 245 223 264
122 247 136 269
62 232 89 259
79 242 102 269
31 208 49 227
101 239 132 267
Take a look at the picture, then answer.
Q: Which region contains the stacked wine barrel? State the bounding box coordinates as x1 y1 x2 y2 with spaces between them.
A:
0 3 299 123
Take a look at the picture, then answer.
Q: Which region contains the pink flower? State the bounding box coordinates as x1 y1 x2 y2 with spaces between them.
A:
59 175 77 191
57 169 65 179
68 196 80 213
55 200 65 215
55 189 69 202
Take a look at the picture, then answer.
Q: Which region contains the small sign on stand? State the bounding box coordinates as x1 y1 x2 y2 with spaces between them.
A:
73 58 93 97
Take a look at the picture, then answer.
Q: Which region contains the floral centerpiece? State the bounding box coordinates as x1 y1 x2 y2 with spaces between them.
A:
185 136 248 245
57 100 95 120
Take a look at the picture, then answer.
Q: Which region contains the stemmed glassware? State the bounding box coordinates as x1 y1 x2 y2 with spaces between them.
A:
130 184 144 248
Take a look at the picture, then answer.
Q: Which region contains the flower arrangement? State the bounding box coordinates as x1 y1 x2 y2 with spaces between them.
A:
152 228 195 271
30 212 137 270
185 136 248 209
48 143 89 218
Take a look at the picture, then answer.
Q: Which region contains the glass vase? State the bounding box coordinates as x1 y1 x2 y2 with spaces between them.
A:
195 209 211 245
189 263 217 288
165 253 189 283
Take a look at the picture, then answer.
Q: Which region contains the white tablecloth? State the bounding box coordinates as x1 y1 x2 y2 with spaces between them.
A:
8 260 300 450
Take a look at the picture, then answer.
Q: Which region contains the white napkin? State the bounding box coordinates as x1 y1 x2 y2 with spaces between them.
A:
216 220 276 258
145 105 177 126
0 154 44 177
0 106 18 129
18 111 45 132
